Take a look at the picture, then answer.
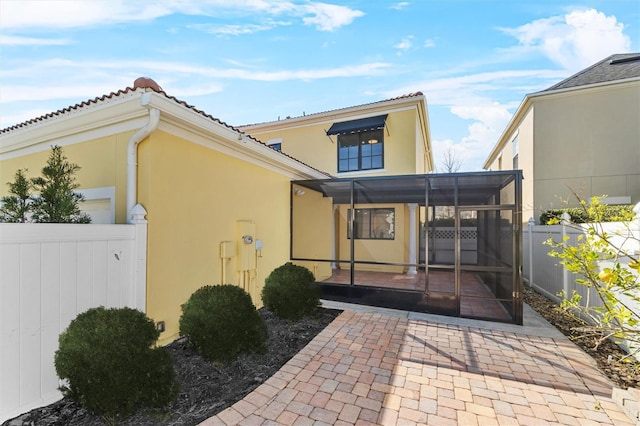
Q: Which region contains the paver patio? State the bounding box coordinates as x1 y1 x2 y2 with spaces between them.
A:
201 302 633 425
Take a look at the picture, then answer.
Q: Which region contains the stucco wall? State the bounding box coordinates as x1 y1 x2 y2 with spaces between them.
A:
246 109 419 176
137 130 297 344
533 83 640 212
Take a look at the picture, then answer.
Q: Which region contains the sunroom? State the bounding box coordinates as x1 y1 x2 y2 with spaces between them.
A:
290 170 523 324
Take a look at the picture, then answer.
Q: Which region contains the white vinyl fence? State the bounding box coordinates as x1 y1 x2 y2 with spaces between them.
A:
523 207 640 309
0 218 147 423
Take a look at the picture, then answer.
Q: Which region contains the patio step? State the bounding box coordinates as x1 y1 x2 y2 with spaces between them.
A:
612 387 640 424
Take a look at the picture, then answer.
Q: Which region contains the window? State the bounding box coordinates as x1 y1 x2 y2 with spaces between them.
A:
338 129 384 172
348 208 394 239
512 136 519 169
267 138 282 152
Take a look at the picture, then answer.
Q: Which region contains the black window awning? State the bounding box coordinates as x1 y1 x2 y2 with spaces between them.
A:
326 114 388 136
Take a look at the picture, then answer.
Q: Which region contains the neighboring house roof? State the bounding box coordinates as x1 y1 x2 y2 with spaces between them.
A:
540 53 640 92
483 53 640 169
0 79 330 178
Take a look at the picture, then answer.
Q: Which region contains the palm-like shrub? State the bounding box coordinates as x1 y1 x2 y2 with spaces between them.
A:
54 307 178 425
179 284 266 363
262 262 320 320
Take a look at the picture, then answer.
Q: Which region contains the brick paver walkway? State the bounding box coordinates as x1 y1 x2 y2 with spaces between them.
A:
202 309 633 425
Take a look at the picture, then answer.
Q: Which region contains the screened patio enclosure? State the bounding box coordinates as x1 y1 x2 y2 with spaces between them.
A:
291 170 523 324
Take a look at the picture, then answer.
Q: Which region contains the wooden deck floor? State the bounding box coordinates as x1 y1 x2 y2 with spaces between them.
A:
321 269 513 322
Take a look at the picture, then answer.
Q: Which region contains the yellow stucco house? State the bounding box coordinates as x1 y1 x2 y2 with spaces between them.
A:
0 79 436 342
484 53 640 222
239 93 433 279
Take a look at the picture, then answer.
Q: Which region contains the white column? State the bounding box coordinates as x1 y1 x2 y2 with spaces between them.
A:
407 203 418 275
331 205 339 269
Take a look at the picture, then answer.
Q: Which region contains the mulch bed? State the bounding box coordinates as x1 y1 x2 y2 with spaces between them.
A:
3 308 342 426
523 285 640 389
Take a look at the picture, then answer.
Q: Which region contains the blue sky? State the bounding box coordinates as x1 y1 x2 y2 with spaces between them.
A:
1 0 638 171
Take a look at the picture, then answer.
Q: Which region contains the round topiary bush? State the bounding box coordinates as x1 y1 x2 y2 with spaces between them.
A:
54 307 178 424
179 284 266 363
262 262 320 321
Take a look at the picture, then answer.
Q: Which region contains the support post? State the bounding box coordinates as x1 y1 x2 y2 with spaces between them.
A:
407 203 418 275
528 216 535 288
561 212 571 298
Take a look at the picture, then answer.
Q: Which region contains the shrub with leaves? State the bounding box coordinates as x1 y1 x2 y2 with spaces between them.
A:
179 284 266 363
544 196 640 359
54 307 178 425
31 145 91 223
540 204 633 225
262 262 320 321
0 168 33 222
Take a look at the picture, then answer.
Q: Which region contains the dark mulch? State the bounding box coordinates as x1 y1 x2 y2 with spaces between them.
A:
523 285 640 389
3 308 342 426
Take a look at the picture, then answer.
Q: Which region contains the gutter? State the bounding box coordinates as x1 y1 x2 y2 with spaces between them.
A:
127 92 160 223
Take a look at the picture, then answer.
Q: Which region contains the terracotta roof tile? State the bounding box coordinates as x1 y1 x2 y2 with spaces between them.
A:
0 84 331 177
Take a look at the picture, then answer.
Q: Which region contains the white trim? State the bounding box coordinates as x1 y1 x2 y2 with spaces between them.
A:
337 168 387 177
78 186 116 224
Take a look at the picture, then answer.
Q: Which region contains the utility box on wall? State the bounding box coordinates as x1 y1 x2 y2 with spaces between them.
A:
236 220 256 271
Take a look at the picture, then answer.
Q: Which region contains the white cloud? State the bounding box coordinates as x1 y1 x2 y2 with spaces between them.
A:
385 67 569 171
0 0 363 33
301 2 364 31
188 23 275 36
0 59 392 103
0 1 177 29
0 35 71 46
390 2 410 10
393 36 413 50
501 8 631 71
423 39 435 48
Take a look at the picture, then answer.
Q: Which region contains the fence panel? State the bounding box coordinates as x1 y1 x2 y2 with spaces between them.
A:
524 221 639 307
0 222 147 423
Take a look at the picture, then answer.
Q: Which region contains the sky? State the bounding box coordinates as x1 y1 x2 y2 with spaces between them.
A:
0 0 638 171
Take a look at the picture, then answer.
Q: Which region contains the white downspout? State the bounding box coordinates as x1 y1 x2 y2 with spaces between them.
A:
127 92 160 223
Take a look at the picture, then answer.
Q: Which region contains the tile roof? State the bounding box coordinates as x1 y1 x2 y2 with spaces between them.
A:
0 85 241 135
240 92 425 127
0 82 331 177
541 53 640 92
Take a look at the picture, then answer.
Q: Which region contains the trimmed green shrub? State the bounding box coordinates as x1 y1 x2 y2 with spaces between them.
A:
540 204 633 224
54 307 178 424
262 262 320 321
179 284 266 363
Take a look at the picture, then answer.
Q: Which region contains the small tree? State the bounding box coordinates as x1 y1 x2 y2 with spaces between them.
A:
0 169 33 222
544 196 640 359
31 146 91 223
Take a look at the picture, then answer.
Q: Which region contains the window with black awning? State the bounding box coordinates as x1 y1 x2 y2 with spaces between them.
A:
326 114 388 135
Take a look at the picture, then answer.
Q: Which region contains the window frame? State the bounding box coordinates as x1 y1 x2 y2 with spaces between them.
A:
337 129 384 173
347 207 395 240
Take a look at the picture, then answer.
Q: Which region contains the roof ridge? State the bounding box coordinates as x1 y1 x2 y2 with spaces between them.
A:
240 91 424 127
544 54 615 91
540 53 640 93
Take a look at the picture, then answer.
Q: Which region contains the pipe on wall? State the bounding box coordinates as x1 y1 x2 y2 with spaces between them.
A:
127 92 160 223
